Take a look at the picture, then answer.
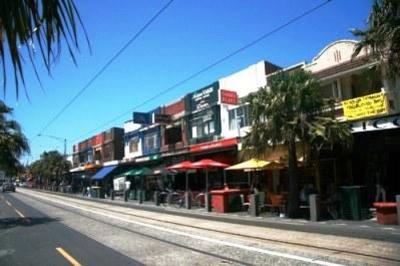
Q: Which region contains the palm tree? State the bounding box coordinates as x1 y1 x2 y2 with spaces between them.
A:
0 100 30 175
352 0 400 78
308 106 353 192
0 0 90 98
244 69 323 218
29 150 70 185
243 69 351 218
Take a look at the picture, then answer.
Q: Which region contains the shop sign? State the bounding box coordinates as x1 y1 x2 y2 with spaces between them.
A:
342 92 389 120
188 82 219 112
220 89 239 105
350 115 400 133
133 112 152 124
135 154 161 163
154 114 172 124
190 137 237 153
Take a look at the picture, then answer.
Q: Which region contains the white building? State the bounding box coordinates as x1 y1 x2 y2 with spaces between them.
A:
218 60 281 140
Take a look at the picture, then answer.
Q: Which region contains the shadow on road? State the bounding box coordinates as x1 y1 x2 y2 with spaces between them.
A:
0 217 60 230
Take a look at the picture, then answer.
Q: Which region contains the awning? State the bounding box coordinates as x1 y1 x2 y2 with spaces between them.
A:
91 165 118 180
117 167 152 178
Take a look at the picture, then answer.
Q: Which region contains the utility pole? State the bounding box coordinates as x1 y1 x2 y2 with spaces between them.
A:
37 134 67 158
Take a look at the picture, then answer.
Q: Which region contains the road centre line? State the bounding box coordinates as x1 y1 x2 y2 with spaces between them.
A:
5 200 12 207
56 247 82 266
13 208 26 218
23 191 344 266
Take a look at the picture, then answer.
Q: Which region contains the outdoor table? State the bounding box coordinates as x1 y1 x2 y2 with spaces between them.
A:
210 188 249 213
373 202 398 225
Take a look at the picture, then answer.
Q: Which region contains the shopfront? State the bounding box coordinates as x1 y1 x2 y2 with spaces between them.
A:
186 82 221 144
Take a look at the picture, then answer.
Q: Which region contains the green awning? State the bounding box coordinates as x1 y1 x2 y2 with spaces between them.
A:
117 167 152 178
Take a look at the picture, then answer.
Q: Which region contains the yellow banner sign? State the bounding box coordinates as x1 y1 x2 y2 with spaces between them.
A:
342 92 389 120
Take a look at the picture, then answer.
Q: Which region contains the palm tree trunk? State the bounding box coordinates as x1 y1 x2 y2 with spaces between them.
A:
287 138 299 218
315 150 321 192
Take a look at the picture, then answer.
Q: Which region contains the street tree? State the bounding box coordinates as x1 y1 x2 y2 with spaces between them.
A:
0 100 29 175
352 0 400 78
29 150 71 185
0 0 90 98
307 105 352 192
243 69 351 218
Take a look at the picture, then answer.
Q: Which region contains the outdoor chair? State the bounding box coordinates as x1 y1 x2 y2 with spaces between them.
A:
240 194 250 212
267 194 286 215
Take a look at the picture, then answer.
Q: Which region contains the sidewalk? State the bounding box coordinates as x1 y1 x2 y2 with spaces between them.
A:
27 188 400 244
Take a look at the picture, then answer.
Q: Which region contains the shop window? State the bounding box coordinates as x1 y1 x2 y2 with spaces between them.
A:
191 119 216 139
94 150 102 161
165 126 182 145
350 69 382 98
103 143 112 160
191 119 203 139
129 137 139 153
104 129 113 143
228 105 250 130
144 133 158 150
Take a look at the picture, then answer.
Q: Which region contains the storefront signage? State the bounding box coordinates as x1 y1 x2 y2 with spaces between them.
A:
190 137 237 153
133 112 152 124
188 82 219 112
154 114 172 124
342 92 389 120
135 154 161 163
350 115 400 133
220 89 239 105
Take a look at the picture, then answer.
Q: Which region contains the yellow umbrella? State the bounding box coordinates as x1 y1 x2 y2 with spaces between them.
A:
225 158 283 171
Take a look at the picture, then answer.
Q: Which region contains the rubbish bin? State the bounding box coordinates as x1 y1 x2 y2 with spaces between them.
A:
91 187 99 198
340 186 368 220
91 186 105 199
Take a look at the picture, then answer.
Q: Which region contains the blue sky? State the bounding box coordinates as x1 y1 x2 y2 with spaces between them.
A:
3 0 371 163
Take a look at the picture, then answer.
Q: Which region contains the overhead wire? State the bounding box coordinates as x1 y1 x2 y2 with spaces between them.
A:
70 0 332 144
33 0 175 141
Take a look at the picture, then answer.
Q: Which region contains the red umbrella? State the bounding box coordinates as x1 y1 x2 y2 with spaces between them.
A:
166 161 197 171
166 161 198 193
191 159 229 169
191 159 230 197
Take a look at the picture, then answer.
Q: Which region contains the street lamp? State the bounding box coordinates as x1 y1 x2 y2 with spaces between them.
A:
37 134 67 157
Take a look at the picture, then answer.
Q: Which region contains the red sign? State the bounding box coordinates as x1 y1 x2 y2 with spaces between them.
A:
190 138 237 153
220 90 239 105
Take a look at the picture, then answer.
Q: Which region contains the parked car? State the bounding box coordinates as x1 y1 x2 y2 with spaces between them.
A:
2 182 16 192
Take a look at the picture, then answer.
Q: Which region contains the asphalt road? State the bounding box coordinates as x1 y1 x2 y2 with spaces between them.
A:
0 192 142 266
2 189 399 266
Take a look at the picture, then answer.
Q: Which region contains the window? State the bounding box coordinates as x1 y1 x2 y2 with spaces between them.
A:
165 126 182 145
144 133 158 150
104 130 113 142
129 137 139 153
103 143 112 161
228 105 250 130
191 119 215 139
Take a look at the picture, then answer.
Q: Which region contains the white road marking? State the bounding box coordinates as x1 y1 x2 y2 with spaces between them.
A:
20 190 345 266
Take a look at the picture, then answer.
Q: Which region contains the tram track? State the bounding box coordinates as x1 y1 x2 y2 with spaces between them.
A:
18 189 400 265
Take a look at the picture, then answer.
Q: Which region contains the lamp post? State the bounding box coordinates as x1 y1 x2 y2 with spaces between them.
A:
37 134 67 157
